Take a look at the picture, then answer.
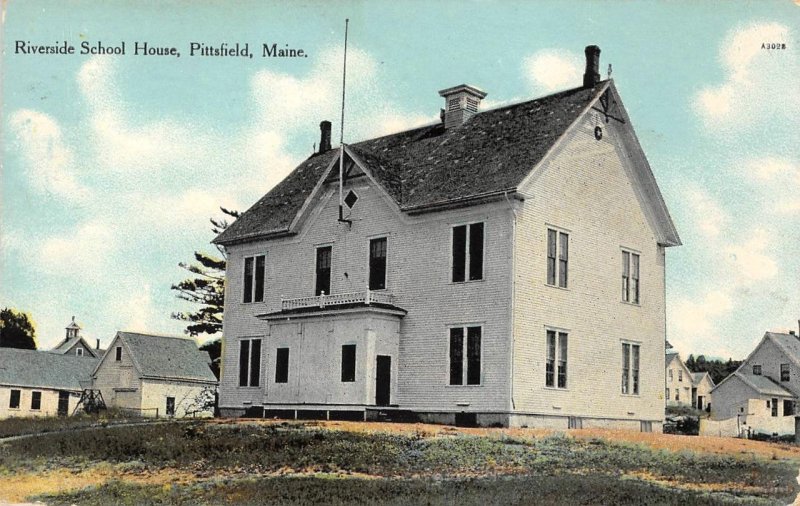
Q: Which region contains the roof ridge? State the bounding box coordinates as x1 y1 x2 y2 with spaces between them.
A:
119 331 196 341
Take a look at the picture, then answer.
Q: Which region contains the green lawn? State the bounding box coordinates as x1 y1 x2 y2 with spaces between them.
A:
0 421 797 505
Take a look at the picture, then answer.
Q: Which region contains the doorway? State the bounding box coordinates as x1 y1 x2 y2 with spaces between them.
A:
58 391 70 416
375 356 391 406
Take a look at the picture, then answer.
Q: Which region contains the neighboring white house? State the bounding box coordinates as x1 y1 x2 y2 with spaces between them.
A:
709 330 800 436
92 332 217 418
215 45 681 429
0 348 98 418
665 351 715 410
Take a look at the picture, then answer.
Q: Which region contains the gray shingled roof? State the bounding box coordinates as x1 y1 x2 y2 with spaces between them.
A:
214 82 609 245
0 348 98 390
735 372 793 397
767 332 800 364
50 336 99 358
115 332 216 383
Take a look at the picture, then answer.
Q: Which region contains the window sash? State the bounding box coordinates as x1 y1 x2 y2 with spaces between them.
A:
781 364 790 382
558 233 568 288
547 229 557 286
275 348 289 383
452 226 467 282
315 247 332 295
632 345 640 395
772 398 778 417
546 330 567 388
249 339 261 387
449 328 464 385
369 238 387 290
621 343 630 394
243 256 254 303
466 326 481 385
546 330 556 387
468 223 484 281
622 251 630 302
631 254 640 304
238 340 250 387
254 255 265 303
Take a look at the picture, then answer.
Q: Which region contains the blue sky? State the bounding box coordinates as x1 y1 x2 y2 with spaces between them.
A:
2 1 798 359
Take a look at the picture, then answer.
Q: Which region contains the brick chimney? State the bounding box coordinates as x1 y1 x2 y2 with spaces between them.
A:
319 121 332 153
438 84 487 129
583 45 601 89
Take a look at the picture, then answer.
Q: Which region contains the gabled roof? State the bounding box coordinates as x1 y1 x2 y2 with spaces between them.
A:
49 336 100 358
219 80 678 245
719 372 794 397
691 371 715 387
0 348 98 391
738 331 800 372
98 332 217 384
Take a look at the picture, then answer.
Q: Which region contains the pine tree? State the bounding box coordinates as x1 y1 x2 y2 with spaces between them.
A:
0 308 37 349
171 207 239 338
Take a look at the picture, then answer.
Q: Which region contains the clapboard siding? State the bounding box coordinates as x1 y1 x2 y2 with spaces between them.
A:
511 112 666 423
220 175 513 412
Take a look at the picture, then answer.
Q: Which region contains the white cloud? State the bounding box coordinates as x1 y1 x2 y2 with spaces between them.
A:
723 228 778 283
685 186 727 238
522 50 582 93
7 109 90 200
743 157 800 215
34 221 115 280
693 23 798 131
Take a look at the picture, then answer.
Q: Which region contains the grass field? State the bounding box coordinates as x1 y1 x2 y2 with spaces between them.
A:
0 419 798 505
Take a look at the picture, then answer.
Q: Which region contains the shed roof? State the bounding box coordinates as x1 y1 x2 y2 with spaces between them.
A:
0 348 97 391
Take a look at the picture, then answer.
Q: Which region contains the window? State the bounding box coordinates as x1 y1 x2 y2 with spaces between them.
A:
449 326 481 385
665 388 669 400
622 250 640 303
243 255 266 303
341 344 356 382
369 238 387 290
115 346 122 361
675 389 679 401
678 370 683 382
753 364 762 375
238 338 261 387
9 389 20 409
668 369 673 382
315 246 332 295
781 364 790 382
545 330 568 388
452 223 484 282
76 348 84 357
784 400 794 417
31 391 41 410
166 397 175 417
275 347 289 383
547 228 568 288
771 398 778 417
621 343 640 395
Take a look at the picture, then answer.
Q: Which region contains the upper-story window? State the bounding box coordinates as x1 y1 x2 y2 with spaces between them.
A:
781 364 790 382
668 369 673 382
76 348 84 357
621 342 640 395
753 364 762 375
315 246 332 295
115 346 122 361
678 369 683 382
622 250 640 304
243 255 266 303
449 326 481 385
547 228 568 288
369 238 387 290
546 329 568 388
452 223 484 282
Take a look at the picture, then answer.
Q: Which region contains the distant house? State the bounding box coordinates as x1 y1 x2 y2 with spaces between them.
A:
49 316 104 358
215 45 681 430
92 332 217 418
709 330 800 436
665 351 715 410
0 348 98 418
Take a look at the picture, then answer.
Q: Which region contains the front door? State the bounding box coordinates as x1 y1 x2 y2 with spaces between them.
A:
58 391 70 416
375 356 391 407
697 396 704 411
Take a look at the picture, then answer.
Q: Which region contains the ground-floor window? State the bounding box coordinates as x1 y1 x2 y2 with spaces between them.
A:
166 396 175 417
341 344 356 382
449 326 481 385
9 389 20 409
621 342 640 395
783 400 794 416
772 398 778 417
31 391 41 410
546 329 568 388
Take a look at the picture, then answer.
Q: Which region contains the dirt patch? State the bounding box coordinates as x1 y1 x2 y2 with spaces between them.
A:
625 469 772 495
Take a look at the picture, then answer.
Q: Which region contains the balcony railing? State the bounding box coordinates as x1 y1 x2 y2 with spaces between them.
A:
281 290 395 311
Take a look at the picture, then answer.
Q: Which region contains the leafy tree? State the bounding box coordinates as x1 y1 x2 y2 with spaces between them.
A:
0 308 37 349
171 207 239 338
685 355 742 385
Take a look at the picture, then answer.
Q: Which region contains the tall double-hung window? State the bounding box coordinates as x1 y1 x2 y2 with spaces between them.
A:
545 329 568 388
243 255 266 303
449 326 482 385
238 338 262 387
622 250 640 304
621 342 640 395
452 223 484 282
547 228 568 288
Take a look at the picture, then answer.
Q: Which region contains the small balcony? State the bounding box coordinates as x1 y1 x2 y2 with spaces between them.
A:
281 290 395 311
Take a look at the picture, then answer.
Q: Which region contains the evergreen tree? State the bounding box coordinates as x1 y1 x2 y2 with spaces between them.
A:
200 338 222 380
171 207 239 337
0 308 37 349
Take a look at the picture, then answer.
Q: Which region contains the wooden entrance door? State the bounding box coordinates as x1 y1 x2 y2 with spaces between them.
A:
375 356 391 407
58 391 70 416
